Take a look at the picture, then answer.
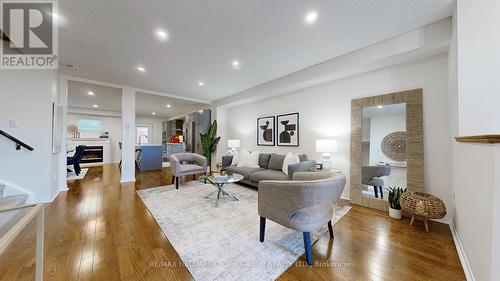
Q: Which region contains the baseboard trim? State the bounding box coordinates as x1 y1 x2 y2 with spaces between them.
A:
431 217 451 224
120 178 136 183
449 220 475 281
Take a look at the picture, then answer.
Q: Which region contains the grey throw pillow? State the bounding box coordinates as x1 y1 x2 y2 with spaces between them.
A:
259 153 271 169
298 154 308 162
268 153 285 171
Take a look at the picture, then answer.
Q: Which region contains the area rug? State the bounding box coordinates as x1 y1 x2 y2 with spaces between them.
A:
66 168 88 180
137 182 351 281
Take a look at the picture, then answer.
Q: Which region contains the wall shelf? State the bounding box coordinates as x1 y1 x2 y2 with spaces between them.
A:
455 134 500 144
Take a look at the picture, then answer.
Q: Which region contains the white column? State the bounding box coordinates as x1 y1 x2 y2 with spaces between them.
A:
213 106 227 166
121 87 136 182
35 208 44 281
57 76 68 193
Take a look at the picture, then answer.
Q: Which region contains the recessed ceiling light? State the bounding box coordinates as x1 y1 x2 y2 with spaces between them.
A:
305 11 318 25
152 112 156 115
155 29 168 41
232 60 240 69
377 105 383 109
136 66 146 72
198 81 205 86
166 104 171 108
88 91 95 96
93 104 99 108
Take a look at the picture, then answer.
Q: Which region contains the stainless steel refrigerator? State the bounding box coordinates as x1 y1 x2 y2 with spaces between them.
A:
184 109 211 154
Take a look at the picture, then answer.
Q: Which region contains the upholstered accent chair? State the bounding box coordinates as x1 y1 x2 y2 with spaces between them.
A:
258 171 346 266
170 153 208 189
361 165 391 198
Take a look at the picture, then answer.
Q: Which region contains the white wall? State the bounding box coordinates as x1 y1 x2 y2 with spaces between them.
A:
136 115 165 145
67 113 122 162
449 1 500 280
451 143 494 281
457 0 500 135
222 54 452 209
0 70 61 202
66 112 167 163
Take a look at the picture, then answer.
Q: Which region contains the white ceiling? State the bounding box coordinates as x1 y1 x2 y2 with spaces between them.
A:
67 80 205 118
135 92 204 118
68 80 122 112
59 0 454 102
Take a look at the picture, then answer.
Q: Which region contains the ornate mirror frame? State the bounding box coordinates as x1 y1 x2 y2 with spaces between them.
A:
350 89 424 211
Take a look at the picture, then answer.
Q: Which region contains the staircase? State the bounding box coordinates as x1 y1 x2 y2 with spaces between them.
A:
0 182 29 228
0 130 34 228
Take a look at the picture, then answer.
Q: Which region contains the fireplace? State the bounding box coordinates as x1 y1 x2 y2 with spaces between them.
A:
81 145 104 164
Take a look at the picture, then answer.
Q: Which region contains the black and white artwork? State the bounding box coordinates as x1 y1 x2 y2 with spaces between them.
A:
277 113 299 146
257 116 275 146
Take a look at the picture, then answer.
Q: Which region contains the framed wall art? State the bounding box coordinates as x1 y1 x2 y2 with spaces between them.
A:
257 116 275 146
277 113 299 146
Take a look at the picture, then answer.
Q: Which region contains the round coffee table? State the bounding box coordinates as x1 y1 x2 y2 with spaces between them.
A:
198 173 244 206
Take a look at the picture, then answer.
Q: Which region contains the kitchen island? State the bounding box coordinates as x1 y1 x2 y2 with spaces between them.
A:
136 144 163 171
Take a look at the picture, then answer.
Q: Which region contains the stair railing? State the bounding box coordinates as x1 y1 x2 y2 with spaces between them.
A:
0 130 34 151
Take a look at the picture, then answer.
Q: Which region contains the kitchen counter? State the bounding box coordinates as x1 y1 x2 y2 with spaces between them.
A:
136 144 162 148
137 144 163 171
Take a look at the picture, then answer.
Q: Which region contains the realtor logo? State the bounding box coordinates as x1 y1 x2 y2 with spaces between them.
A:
1 0 58 69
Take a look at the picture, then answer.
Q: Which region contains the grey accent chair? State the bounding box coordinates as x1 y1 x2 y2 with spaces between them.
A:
362 165 391 198
170 153 207 189
258 171 346 266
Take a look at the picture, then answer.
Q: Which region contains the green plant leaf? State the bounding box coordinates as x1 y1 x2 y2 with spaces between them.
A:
199 121 220 162
210 137 221 153
208 120 217 139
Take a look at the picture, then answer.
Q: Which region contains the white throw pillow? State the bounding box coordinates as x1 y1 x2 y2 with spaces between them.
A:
237 150 260 168
282 152 300 175
230 150 239 166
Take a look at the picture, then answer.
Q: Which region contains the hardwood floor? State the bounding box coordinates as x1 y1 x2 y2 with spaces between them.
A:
0 164 465 281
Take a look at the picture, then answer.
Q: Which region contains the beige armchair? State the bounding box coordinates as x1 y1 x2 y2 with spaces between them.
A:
170 153 207 189
258 171 346 266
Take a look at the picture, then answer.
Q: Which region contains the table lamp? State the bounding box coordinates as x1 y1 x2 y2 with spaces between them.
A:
316 139 338 171
227 139 240 155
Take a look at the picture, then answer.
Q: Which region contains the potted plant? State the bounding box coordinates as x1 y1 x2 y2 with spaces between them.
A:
387 186 406 219
200 120 221 172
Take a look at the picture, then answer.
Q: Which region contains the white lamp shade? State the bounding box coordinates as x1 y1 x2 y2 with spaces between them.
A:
316 139 338 153
227 139 240 148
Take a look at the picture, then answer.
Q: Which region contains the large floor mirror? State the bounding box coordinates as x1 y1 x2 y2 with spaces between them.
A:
350 89 424 211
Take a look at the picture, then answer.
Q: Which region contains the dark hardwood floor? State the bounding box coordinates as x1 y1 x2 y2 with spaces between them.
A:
0 164 465 281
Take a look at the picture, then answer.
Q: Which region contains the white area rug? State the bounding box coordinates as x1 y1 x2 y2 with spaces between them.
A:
137 181 351 281
66 168 88 180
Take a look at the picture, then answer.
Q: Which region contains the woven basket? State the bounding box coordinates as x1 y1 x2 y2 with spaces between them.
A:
400 192 446 219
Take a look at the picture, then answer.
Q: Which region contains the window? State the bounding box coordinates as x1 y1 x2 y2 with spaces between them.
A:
136 125 150 144
78 118 102 131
